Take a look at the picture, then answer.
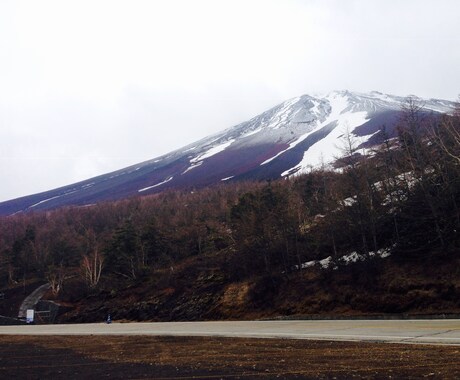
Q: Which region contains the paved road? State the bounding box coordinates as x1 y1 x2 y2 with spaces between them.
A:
1 320 460 345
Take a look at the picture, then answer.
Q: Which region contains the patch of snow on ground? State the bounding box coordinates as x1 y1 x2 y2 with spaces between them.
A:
421 104 453 114
339 251 365 264
29 195 62 208
341 196 356 207
310 100 320 117
181 161 203 175
221 176 234 181
63 189 79 196
241 128 263 138
299 260 316 269
367 91 401 106
261 101 326 166
138 176 173 192
282 93 369 176
295 246 393 271
319 256 335 269
184 146 197 152
190 139 235 164
268 97 300 129
260 123 321 166
369 247 392 258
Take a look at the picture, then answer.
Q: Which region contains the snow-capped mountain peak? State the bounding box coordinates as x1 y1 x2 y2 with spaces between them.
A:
0 91 456 215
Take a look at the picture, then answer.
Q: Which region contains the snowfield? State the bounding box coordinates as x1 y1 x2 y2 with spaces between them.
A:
283 92 369 176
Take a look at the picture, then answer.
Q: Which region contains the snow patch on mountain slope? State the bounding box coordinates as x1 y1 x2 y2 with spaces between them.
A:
421 102 456 114
282 92 369 175
241 127 263 138
190 139 235 164
138 176 173 192
296 110 368 168
260 100 325 165
260 123 321 165
27 184 89 210
268 97 301 129
29 195 62 208
182 161 203 175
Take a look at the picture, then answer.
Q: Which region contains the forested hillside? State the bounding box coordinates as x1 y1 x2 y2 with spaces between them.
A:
1 99 460 322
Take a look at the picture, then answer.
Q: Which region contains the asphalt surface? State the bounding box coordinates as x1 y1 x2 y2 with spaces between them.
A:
1 320 460 345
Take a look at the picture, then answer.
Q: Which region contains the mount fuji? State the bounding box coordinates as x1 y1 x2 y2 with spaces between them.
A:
0 90 456 215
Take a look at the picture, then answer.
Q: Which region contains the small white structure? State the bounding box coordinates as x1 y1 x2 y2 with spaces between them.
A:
26 309 34 324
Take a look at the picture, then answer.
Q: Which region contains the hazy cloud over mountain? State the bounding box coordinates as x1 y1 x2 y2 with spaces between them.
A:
1 0 459 201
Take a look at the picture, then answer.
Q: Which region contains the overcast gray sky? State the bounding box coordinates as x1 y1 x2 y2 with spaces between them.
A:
1 0 459 202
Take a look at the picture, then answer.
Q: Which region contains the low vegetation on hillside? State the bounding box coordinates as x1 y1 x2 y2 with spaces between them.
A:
1 98 460 321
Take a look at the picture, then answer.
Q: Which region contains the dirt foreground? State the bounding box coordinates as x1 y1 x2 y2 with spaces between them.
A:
1 335 460 379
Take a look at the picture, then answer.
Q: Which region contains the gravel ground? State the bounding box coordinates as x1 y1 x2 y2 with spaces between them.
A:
1 335 460 379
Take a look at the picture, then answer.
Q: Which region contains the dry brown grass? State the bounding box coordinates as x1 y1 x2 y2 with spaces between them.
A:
1 335 460 379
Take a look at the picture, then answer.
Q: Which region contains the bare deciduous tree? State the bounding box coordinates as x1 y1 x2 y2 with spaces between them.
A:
46 264 66 295
429 99 460 163
81 248 104 288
